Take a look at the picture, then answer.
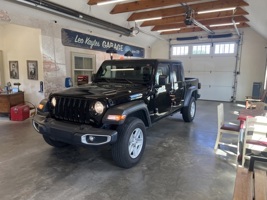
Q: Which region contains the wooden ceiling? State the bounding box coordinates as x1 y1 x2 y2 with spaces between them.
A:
87 0 249 36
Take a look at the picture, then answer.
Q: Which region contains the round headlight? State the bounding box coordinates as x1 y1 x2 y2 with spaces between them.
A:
94 101 104 114
51 97 57 107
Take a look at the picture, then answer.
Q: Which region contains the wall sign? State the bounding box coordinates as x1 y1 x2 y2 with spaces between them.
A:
61 28 144 58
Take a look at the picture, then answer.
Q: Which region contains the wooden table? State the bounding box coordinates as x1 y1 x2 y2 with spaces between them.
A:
0 92 24 114
238 109 267 122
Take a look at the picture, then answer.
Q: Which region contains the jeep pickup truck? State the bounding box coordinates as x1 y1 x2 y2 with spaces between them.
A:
33 59 200 168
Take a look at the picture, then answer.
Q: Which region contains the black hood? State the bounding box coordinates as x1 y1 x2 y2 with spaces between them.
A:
51 83 148 100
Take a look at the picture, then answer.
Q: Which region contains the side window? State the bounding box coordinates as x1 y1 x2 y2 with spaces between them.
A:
172 64 183 82
156 63 170 85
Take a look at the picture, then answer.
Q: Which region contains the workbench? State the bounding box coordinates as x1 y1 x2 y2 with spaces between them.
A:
0 92 24 114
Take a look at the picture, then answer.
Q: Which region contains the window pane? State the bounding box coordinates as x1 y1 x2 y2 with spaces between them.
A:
172 46 189 56
172 47 176 55
74 57 83 69
177 47 181 55
215 43 235 54
84 58 93 69
230 44 235 53
192 45 210 55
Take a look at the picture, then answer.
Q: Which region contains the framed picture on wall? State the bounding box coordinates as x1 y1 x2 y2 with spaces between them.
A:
27 60 38 80
9 61 19 79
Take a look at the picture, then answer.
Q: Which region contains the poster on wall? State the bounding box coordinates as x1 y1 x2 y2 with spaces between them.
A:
61 28 145 58
9 61 19 79
27 60 38 80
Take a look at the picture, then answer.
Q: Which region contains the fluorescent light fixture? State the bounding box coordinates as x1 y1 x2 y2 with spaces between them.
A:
135 17 162 22
15 0 36 6
157 28 181 32
111 68 134 71
209 22 240 27
198 7 236 14
97 0 128 6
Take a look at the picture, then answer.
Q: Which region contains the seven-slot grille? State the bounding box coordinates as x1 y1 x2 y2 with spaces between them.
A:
51 96 93 124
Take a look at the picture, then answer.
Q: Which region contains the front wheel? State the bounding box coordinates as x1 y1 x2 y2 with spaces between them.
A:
112 117 146 168
182 96 196 122
43 135 69 148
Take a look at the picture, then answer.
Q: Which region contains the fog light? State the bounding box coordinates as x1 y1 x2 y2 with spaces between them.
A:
89 136 95 142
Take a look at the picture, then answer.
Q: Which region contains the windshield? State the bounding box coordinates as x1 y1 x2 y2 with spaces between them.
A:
95 62 154 83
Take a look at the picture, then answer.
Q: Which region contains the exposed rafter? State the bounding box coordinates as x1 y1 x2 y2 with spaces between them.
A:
140 7 248 27
109 0 198 14
127 0 248 21
88 0 250 36
152 16 249 31
159 22 249 35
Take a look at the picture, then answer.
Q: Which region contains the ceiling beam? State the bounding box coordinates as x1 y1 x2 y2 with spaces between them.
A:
127 0 249 21
152 16 249 31
159 22 249 35
88 0 147 6
140 7 248 27
88 0 109 5
110 0 197 14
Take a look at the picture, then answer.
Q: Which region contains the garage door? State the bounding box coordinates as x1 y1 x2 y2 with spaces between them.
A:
171 42 238 101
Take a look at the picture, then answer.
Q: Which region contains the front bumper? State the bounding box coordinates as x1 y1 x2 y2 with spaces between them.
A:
32 114 117 146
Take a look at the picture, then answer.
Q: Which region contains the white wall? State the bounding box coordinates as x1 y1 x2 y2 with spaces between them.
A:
1 0 152 101
150 40 169 59
1 24 44 106
151 27 267 102
0 26 4 86
237 28 267 100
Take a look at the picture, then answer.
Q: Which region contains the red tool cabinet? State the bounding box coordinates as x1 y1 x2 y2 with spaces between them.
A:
10 105 30 121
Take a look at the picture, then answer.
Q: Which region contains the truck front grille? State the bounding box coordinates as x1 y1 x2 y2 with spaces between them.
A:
52 97 92 124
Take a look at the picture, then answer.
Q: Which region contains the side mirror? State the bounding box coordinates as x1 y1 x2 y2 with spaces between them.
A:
159 75 167 86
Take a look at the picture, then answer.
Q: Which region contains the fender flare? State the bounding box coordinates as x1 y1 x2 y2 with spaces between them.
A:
184 86 198 107
102 100 151 127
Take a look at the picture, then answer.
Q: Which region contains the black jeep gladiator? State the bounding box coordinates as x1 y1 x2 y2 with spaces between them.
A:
33 59 200 168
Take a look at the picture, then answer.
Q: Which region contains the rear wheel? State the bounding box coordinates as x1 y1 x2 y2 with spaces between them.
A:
182 96 196 122
43 135 69 147
112 117 146 168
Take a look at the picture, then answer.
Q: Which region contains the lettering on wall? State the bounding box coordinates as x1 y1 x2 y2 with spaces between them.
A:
62 28 144 58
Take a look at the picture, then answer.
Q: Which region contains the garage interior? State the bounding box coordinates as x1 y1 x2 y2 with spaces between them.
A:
0 0 267 200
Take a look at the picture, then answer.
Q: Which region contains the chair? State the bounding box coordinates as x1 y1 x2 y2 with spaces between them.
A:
214 103 241 151
245 90 267 109
241 116 267 167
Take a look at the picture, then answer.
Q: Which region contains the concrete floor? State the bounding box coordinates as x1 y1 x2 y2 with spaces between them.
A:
0 100 244 200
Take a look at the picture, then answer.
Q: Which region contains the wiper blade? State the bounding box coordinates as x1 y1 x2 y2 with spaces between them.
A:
96 78 110 83
121 78 133 84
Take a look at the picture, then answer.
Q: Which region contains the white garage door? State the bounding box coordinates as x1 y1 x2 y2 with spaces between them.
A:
171 42 238 101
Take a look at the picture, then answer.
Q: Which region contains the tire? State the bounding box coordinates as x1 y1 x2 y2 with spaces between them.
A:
182 96 196 122
112 117 146 168
43 135 69 148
